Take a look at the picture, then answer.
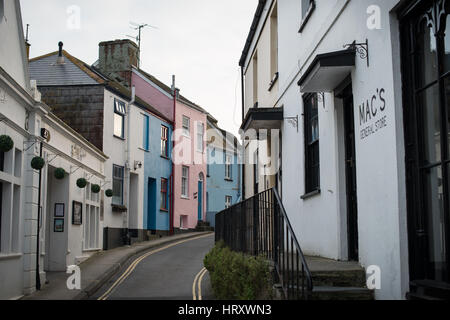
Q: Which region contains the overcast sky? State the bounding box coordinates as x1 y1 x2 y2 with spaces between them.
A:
20 0 258 136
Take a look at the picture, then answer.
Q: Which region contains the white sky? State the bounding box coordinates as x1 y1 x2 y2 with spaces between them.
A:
20 0 258 136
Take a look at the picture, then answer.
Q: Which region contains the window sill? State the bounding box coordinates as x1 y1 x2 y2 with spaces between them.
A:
268 72 279 92
113 135 126 141
181 196 190 200
82 248 101 253
301 189 321 200
0 253 22 261
160 155 171 160
160 208 169 213
139 147 150 153
298 1 316 33
111 204 127 212
225 178 233 182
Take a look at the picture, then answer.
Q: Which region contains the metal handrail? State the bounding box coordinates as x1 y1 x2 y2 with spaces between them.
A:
215 187 313 300
273 188 313 294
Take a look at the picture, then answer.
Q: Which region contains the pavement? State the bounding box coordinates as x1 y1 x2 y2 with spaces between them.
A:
23 232 214 300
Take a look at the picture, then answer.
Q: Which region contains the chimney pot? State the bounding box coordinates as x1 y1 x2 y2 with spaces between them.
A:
57 42 65 65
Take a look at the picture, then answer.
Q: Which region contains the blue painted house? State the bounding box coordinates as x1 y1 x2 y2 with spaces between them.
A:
206 116 241 228
142 114 173 235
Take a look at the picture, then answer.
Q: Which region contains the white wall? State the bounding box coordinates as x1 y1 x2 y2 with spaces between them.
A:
277 0 409 299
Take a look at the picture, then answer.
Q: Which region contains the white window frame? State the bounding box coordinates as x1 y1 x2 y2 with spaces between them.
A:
84 182 101 251
114 99 126 139
196 122 204 152
182 116 191 137
225 196 232 209
225 154 233 180
181 166 189 198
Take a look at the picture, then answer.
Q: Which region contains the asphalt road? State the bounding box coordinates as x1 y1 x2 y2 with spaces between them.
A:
92 233 215 300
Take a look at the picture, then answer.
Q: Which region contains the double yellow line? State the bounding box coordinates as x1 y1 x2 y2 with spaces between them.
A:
192 267 208 300
98 233 213 300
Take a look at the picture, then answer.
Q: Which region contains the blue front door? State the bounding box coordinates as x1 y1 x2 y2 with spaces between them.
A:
148 178 157 230
198 181 203 221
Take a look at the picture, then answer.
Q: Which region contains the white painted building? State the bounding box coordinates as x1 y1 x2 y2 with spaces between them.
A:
0 0 106 299
241 0 450 299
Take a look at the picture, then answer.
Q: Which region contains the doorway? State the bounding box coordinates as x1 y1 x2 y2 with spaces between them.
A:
342 84 359 261
148 178 157 230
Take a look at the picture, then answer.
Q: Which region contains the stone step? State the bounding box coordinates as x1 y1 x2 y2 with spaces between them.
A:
311 269 367 288
311 286 374 301
195 226 214 232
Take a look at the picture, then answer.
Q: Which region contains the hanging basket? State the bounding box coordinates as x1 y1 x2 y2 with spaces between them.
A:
0 135 14 153
105 189 113 198
76 178 87 189
54 168 66 180
31 156 45 170
91 184 101 194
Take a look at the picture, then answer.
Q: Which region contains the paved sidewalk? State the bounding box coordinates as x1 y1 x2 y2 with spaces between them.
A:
23 232 213 300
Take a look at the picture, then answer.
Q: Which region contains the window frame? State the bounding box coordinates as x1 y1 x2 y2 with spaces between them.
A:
197 122 205 153
182 116 191 137
225 153 233 180
299 0 316 33
112 165 124 205
142 114 150 151
161 125 169 158
181 166 189 198
160 178 169 211
303 93 321 195
225 196 232 209
114 99 126 139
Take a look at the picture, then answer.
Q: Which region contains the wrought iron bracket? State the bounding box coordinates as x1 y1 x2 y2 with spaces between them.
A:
46 153 59 164
285 115 299 132
344 39 369 67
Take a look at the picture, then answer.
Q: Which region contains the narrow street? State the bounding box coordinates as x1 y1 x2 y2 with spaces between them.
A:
92 234 215 300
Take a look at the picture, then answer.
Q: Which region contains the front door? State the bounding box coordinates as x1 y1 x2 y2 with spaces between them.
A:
343 85 359 261
400 0 450 291
198 181 203 222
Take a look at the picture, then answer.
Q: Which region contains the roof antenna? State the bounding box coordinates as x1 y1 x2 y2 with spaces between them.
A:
127 21 158 68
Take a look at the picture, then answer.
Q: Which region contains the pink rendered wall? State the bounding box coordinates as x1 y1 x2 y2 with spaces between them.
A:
173 101 207 230
132 72 174 122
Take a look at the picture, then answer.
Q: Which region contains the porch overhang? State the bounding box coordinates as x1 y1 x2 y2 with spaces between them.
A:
241 107 284 132
298 49 356 93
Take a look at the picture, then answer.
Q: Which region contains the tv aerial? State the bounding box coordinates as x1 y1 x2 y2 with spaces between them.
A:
127 21 159 68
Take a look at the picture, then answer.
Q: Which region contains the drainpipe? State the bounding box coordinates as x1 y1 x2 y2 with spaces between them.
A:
125 86 135 245
170 75 177 235
240 66 246 200
35 139 43 290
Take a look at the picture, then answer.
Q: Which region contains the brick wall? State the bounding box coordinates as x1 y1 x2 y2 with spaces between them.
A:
38 85 105 151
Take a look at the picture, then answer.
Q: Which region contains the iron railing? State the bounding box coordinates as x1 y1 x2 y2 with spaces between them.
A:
215 188 313 300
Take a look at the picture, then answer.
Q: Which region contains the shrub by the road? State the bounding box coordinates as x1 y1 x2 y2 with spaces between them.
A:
204 241 273 300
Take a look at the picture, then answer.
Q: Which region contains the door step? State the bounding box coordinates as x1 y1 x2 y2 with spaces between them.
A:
312 286 374 301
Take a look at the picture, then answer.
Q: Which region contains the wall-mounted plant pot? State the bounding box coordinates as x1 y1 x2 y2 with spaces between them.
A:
31 156 45 170
105 189 113 198
76 178 87 189
54 168 66 180
0 135 14 153
91 184 101 194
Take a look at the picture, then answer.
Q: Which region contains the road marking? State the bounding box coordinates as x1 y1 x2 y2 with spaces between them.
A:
197 268 208 300
98 233 213 300
193 267 208 300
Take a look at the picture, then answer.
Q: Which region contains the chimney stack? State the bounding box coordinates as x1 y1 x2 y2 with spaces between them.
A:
98 39 139 88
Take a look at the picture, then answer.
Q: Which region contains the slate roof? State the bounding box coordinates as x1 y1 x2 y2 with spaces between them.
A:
29 51 107 86
29 51 171 123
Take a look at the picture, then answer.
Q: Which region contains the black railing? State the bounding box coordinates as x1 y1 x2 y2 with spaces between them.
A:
215 188 313 300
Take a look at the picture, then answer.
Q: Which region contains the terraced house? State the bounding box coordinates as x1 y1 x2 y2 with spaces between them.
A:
238 0 450 300
29 41 174 248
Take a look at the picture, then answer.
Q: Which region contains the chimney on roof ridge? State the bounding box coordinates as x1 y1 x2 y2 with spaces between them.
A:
56 42 65 65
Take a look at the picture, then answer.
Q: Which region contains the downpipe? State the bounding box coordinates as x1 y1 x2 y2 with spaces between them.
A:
124 86 135 245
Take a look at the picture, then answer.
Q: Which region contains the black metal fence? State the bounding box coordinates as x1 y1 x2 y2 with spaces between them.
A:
215 188 313 300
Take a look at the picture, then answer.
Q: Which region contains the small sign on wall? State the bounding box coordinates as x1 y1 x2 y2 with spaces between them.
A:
54 219 64 233
72 201 83 225
55 203 65 218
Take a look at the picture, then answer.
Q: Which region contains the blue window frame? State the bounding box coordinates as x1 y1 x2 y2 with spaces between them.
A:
142 114 150 151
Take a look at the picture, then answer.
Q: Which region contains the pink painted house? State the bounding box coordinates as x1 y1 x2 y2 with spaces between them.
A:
132 68 208 232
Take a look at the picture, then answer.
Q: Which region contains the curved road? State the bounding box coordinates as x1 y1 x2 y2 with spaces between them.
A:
92 234 215 300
